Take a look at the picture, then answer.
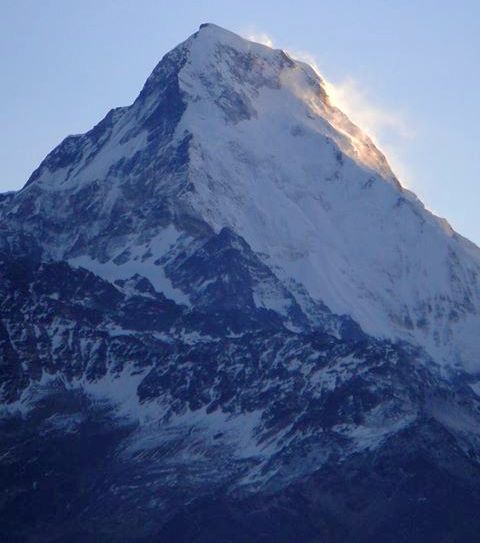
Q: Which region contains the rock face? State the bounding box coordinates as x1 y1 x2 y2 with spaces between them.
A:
2 24 480 542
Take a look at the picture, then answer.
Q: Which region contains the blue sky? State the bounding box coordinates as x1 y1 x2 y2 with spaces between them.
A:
1 0 479 243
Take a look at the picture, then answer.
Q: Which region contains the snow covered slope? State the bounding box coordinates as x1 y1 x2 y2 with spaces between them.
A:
3 23 479 372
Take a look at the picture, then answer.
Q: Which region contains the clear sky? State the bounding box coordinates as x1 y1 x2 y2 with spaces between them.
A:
1 0 479 243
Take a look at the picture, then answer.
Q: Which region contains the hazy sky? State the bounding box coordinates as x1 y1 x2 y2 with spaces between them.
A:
1 0 479 243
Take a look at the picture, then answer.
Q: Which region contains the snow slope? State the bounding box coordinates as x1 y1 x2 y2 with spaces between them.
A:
172 25 480 371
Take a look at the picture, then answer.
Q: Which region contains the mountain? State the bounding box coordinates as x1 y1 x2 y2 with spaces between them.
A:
2 23 480 542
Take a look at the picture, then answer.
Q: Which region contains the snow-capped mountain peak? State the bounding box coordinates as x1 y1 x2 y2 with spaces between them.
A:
3 24 480 541
3 24 480 372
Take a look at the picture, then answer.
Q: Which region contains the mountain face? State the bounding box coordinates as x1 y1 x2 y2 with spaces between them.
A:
2 23 480 542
